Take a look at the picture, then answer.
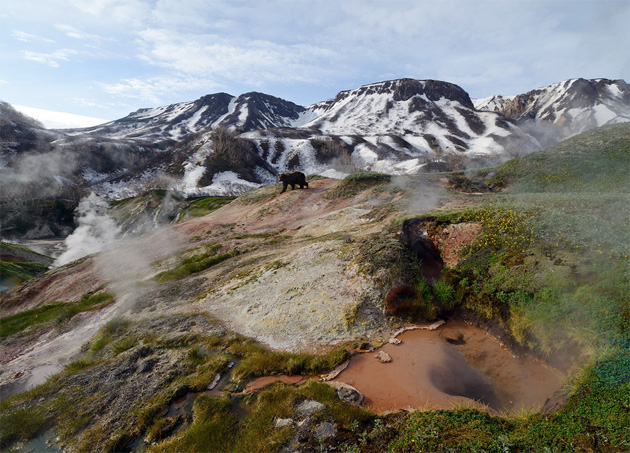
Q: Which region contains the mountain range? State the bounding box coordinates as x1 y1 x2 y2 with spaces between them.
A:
0 77 628 239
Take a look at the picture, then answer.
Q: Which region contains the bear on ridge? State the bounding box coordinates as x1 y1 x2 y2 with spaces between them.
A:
278 171 308 193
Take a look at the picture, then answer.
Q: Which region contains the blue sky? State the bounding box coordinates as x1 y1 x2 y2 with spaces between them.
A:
1 0 628 123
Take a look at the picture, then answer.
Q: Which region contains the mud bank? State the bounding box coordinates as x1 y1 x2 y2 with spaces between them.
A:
333 320 563 414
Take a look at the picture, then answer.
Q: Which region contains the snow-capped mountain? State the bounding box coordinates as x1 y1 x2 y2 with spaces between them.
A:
76 92 308 141
243 79 539 176
2 76 629 236
474 78 630 145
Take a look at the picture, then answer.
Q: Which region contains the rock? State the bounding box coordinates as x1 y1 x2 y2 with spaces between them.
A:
296 399 325 417
207 373 221 390
336 385 363 406
375 351 392 363
137 358 157 373
314 421 336 439
320 359 350 381
296 418 313 441
388 337 402 345
275 418 294 428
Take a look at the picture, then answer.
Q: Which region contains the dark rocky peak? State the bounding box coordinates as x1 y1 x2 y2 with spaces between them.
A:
222 91 307 131
314 78 475 113
186 92 235 119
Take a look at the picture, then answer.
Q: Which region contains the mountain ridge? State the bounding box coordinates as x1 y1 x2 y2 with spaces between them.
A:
1 77 628 241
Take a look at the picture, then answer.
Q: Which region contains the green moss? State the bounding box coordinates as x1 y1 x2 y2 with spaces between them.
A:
0 406 48 449
178 196 236 220
230 342 350 381
324 172 391 199
155 248 239 282
0 291 115 339
0 260 49 284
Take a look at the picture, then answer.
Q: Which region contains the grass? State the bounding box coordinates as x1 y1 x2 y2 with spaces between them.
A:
149 380 373 453
155 244 239 282
0 260 49 285
229 340 350 380
178 196 236 220
324 172 392 199
148 395 239 452
0 406 48 449
491 122 630 193
0 291 115 339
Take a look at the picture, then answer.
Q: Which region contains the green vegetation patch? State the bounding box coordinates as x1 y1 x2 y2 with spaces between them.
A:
0 260 49 286
0 291 115 339
324 172 392 199
491 122 630 193
155 244 239 282
228 338 350 380
178 196 236 220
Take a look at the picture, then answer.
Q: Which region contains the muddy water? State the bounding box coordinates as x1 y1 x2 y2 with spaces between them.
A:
333 321 563 414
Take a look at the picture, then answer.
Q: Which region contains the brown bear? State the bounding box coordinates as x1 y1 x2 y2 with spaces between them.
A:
278 171 308 193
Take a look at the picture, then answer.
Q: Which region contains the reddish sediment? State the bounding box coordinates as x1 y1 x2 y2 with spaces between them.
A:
333 320 563 414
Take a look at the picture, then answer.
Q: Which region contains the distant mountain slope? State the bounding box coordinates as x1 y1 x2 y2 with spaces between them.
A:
474 78 630 146
76 92 308 141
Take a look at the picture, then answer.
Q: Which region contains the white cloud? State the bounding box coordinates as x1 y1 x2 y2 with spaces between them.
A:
21 49 78 67
136 28 338 83
67 0 151 27
100 75 220 104
11 30 55 43
4 0 628 118
54 24 105 41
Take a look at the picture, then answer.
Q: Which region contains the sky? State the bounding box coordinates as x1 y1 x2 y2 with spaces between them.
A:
1 0 629 126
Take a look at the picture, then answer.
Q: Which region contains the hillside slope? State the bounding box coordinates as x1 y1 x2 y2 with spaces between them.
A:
0 126 628 452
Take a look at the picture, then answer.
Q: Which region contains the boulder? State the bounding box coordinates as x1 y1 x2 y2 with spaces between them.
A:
314 421 337 439
296 399 325 417
376 351 392 363
275 418 295 429
337 385 363 406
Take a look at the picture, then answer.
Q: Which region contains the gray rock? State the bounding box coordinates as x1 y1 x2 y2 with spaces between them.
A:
137 358 156 373
314 421 336 439
336 385 363 406
296 417 313 441
296 399 325 417
275 418 294 428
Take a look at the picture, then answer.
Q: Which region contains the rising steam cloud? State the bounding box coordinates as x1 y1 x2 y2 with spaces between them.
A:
54 193 121 267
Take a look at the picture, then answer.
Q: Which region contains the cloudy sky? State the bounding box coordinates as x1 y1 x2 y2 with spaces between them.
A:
1 0 628 124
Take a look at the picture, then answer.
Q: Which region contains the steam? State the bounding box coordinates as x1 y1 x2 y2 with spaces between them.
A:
392 175 444 213
53 193 121 267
